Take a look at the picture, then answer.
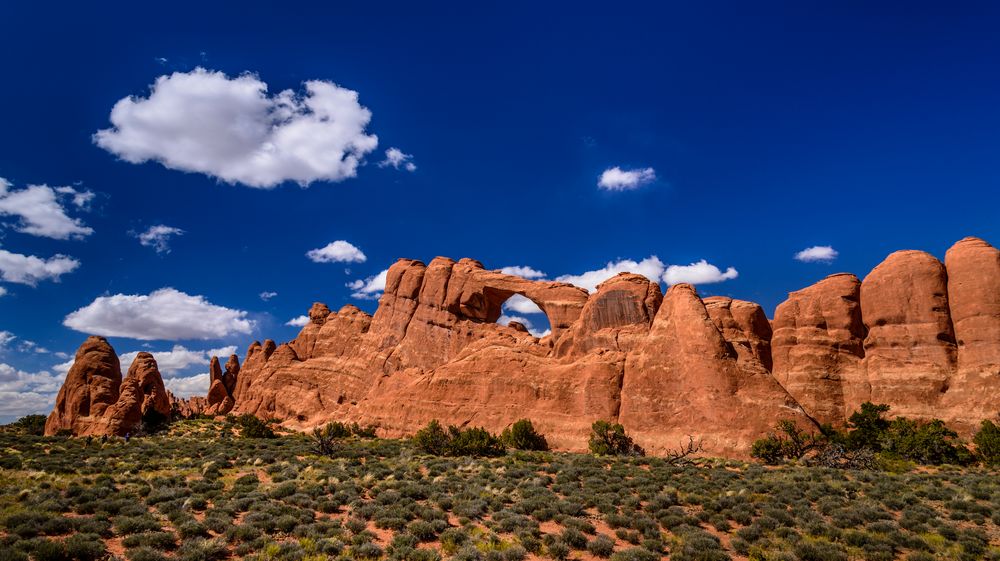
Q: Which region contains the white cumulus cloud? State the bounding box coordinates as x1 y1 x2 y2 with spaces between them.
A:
93 68 379 188
306 240 367 264
64 288 254 341
0 287 7 297
0 363 64 421
136 224 184 254
285 315 310 327
117 344 238 377
164 373 210 399
0 249 80 285
259 291 278 301
379 147 416 172
795 245 839 263
503 294 544 315
597 166 656 191
0 179 94 240
556 256 665 293
347 268 389 300
663 260 738 286
500 265 546 279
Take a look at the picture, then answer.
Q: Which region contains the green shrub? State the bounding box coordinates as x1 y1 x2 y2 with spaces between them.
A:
588 421 644 456
412 421 505 457
846 403 892 451
127 547 168 561
8 415 46 436
500 419 549 451
413 420 450 455
235 414 275 439
973 419 1000 465
64 534 105 561
609 547 659 561
446 426 506 457
587 534 615 558
882 418 974 465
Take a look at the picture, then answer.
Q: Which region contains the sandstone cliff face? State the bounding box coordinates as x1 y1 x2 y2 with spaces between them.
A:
50 236 1000 453
227 258 812 456
621 285 811 456
771 273 867 426
770 237 1000 434
45 343 171 436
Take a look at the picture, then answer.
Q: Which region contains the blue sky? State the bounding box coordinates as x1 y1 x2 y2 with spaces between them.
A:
1 1 999 421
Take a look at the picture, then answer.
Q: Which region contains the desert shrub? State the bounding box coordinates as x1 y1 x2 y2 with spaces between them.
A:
973 418 1000 465
546 540 570 561
793 540 847 561
609 547 659 561
235 415 275 439
846 403 892 451
115 515 162 535
588 421 644 457
751 420 826 464
882 418 974 465
176 538 228 561
446 426 506 457
28 539 69 561
122 532 177 550
0 546 29 561
412 421 505 457
64 534 105 561
127 547 168 561
413 421 450 455
8 415 46 435
587 534 615 558
500 419 549 451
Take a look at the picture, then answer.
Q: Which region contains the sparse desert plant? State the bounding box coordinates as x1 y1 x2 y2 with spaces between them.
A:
500 419 549 451
588 420 644 456
972 418 1000 465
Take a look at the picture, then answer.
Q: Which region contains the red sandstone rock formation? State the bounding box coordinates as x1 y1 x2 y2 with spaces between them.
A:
45 342 171 436
45 336 122 435
771 273 867 426
48 236 1000 453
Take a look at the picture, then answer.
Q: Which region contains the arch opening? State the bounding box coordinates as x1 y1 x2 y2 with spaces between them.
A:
485 290 552 338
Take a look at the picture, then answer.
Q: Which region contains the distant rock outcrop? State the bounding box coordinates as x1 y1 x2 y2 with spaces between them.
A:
48 236 1000 455
45 341 171 436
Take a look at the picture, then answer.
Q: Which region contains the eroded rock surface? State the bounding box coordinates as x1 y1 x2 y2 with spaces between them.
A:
46 342 171 436
50 237 1000 453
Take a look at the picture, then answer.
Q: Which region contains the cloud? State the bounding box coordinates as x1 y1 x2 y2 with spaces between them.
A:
0 179 94 239
285 315 309 327
347 268 389 299
500 265 546 279
379 147 417 172
663 260 738 285
0 287 6 297
0 363 64 420
503 294 543 315
93 68 379 188
306 240 367 264
164 373 210 399
597 166 656 191
117 344 238 377
556 256 666 293
795 245 839 263
0 249 80 285
496 314 550 338
259 291 278 301
64 288 254 340
136 225 184 253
